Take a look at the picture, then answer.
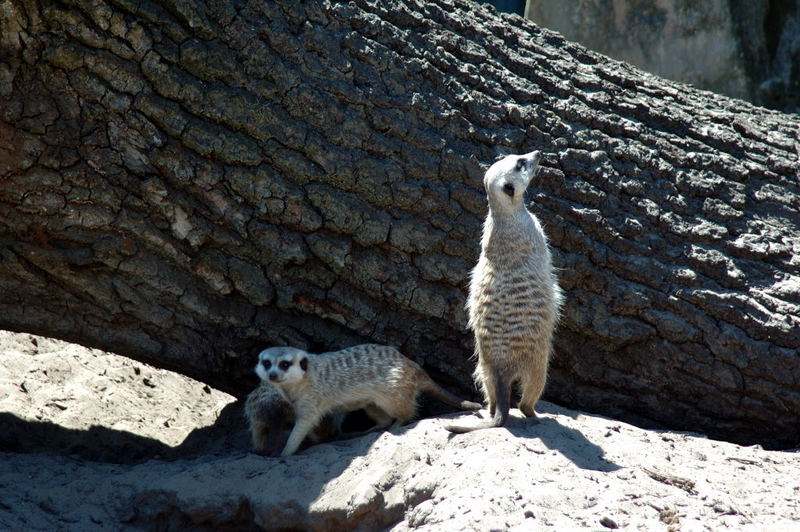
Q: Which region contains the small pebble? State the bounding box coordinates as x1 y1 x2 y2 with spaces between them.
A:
600 516 618 529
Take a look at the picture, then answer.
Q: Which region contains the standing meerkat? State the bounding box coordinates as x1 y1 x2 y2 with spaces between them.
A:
244 382 340 456
256 344 481 456
446 151 562 433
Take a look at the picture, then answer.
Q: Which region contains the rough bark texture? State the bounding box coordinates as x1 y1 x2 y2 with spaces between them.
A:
0 0 798 447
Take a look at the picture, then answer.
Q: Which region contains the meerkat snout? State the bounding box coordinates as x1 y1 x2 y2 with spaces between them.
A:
485 150 541 210
259 359 285 382
514 152 540 172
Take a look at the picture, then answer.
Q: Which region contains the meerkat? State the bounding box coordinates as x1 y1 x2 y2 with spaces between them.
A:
256 344 481 456
446 151 563 433
244 382 340 456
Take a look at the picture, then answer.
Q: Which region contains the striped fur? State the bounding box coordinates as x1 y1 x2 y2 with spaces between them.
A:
447 151 563 433
257 344 480 456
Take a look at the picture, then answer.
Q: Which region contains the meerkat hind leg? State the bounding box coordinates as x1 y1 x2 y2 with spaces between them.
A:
339 405 395 440
379 394 416 428
475 362 496 416
519 401 538 420
364 404 395 430
518 367 546 422
351 395 415 433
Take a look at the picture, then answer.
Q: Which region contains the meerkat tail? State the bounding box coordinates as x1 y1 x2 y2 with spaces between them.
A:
420 376 482 411
431 385 483 411
444 371 511 433
445 409 509 433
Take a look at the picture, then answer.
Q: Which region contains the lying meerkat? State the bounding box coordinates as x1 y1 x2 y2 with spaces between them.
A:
256 344 481 456
244 381 340 456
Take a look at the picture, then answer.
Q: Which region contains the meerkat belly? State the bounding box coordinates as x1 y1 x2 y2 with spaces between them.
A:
472 264 554 349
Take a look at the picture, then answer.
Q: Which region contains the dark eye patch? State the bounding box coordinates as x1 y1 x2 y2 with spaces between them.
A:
515 158 527 171
502 183 515 197
261 359 271 370
278 360 292 371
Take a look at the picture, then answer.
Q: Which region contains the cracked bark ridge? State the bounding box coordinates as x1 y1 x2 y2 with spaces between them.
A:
0 0 798 447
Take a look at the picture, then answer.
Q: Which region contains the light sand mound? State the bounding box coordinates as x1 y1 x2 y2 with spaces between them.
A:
1 331 798 530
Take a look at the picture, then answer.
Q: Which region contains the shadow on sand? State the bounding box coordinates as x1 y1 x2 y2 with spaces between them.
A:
0 400 250 464
448 401 622 472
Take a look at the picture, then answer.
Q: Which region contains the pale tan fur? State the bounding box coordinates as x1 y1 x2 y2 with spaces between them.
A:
244 381 339 456
258 344 481 456
447 151 562 433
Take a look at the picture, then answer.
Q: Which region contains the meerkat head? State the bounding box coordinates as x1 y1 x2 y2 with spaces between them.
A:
255 346 309 386
484 151 541 213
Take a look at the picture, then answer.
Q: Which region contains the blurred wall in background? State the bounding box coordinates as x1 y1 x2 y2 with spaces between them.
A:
518 0 799 113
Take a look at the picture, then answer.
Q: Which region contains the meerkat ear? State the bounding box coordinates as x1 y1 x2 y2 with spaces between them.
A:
300 357 308 371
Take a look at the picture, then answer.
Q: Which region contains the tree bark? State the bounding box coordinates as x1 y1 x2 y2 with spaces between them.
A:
1 0 798 447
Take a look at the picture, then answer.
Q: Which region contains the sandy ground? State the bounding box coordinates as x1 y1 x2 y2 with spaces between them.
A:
0 330 798 530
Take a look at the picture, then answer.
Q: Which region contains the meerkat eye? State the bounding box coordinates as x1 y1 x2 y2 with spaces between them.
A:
515 158 527 171
261 359 271 370
278 360 292 371
502 183 515 197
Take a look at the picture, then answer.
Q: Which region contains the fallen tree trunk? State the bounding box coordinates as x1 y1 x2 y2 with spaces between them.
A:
0 0 798 447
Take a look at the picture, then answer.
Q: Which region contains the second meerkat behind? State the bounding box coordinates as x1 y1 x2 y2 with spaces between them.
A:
257 344 481 456
446 151 562 433
244 381 341 456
